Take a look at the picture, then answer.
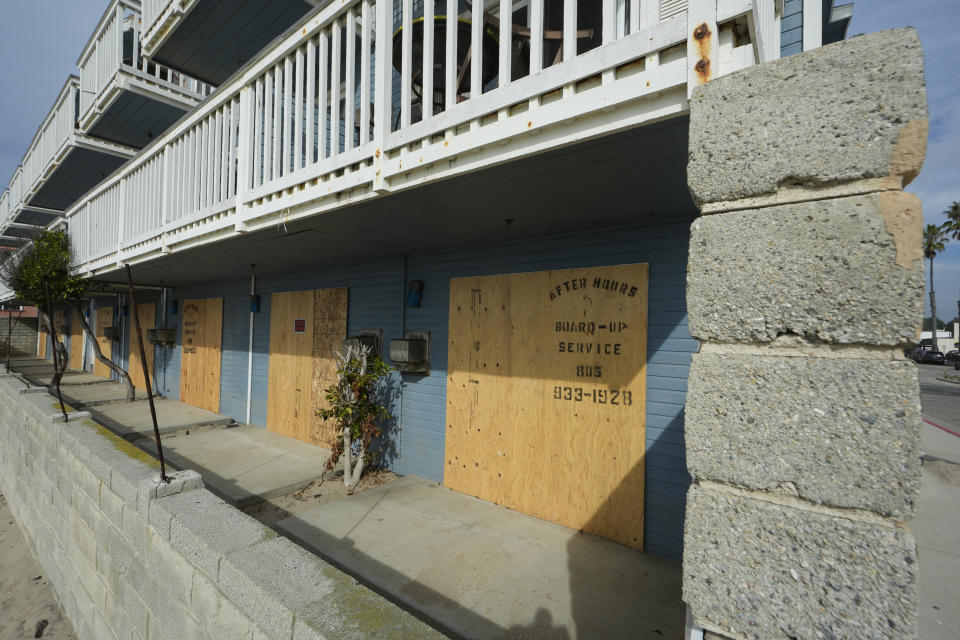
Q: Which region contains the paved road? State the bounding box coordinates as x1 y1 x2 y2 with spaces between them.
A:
917 363 960 432
914 363 960 640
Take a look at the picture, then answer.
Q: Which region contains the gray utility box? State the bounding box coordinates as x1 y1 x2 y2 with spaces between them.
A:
103 326 121 341
147 328 177 346
342 329 383 359
390 330 430 374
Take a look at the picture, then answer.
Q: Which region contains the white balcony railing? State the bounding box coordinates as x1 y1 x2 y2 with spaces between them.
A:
21 78 79 201
8 168 24 218
142 0 173 39
0 190 10 228
66 0 777 273
77 0 213 130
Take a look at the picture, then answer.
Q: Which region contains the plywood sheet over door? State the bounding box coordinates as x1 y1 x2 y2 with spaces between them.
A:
129 303 156 391
94 306 113 379
445 264 648 550
69 309 84 370
179 298 223 413
37 328 47 359
267 288 347 447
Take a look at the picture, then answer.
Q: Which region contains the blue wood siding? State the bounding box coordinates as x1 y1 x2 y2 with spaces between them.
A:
781 0 804 56
156 221 695 560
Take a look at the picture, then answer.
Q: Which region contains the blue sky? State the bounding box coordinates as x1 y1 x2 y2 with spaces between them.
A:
0 1 957 318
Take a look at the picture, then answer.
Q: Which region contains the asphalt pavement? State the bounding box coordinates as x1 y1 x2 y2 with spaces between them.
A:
914 363 960 639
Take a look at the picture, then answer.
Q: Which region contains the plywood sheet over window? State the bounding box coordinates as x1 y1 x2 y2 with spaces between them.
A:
69 309 84 371
128 303 156 392
445 264 648 550
94 306 113 379
267 288 348 447
179 298 223 413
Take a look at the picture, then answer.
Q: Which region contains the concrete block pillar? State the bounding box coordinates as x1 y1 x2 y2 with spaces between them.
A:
682 28 928 640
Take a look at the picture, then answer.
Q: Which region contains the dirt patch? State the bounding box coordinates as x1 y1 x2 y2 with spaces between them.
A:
0 495 77 639
242 468 398 527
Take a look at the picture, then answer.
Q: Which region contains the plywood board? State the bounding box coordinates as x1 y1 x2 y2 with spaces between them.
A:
94 306 113 379
38 328 47 359
128 303 156 392
179 298 223 413
311 287 348 447
267 288 347 447
445 264 648 550
69 309 83 371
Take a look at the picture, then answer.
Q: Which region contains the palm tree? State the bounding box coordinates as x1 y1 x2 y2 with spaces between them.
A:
923 223 948 337
940 202 960 323
942 201 960 237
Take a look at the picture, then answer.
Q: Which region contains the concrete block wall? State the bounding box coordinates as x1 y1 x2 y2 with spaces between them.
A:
0 315 38 356
0 374 443 640
682 29 928 640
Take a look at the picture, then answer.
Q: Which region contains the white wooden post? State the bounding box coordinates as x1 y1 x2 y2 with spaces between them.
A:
400 0 413 127
499 0 511 86
563 0 576 63
529 0 543 74
307 36 318 161
373 0 392 192
445 0 457 108
235 85 254 231
471 0 483 97
687 0 718 98
346 7 357 148
116 179 126 266
283 56 293 175
423 0 435 118
802 0 821 51
360 0 372 143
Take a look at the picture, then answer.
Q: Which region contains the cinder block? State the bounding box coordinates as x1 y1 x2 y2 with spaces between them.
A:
688 28 927 206
103 525 146 596
192 572 254 640
119 504 149 554
104 589 136 640
145 586 206 640
686 352 921 517
53 411 92 423
115 577 150 636
687 193 924 345
683 485 917 640
293 586 448 640
137 469 202 518
159 489 273 582
100 486 125 530
218 537 337 640
147 531 198 600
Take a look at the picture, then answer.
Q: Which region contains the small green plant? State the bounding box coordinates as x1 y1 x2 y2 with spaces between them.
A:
318 343 393 487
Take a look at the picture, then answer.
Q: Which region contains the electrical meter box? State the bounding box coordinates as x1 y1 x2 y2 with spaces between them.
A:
147 328 177 346
390 330 430 374
103 326 121 341
342 329 382 359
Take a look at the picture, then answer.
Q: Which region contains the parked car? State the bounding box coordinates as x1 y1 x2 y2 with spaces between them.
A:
917 349 945 365
945 350 960 368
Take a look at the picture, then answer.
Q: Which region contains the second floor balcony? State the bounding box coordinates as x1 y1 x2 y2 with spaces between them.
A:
77 0 215 150
54 0 780 278
1 77 137 239
142 0 326 85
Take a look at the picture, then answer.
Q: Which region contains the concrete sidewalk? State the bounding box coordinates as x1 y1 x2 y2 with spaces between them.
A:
278 476 682 640
4 358 329 514
916 364 960 640
916 421 960 639
138 426 330 508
